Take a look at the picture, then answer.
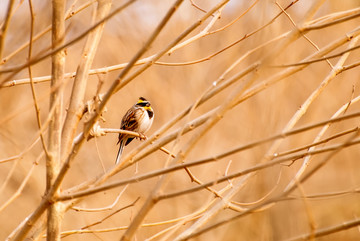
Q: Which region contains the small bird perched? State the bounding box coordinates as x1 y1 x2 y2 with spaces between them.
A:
115 97 154 164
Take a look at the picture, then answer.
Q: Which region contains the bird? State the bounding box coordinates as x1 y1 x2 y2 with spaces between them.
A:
115 97 154 164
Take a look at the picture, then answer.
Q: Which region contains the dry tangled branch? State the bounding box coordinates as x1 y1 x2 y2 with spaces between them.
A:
1 0 360 240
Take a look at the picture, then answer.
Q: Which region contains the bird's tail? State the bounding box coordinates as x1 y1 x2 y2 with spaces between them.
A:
115 140 126 164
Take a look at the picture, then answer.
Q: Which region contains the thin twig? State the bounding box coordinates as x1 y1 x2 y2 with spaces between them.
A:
275 1 333 69
0 158 38 213
0 0 137 86
189 0 207 13
306 11 360 30
81 197 140 230
286 218 360 241
72 184 129 212
0 0 96 65
273 44 360 67
27 0 49 158
0 0 15 59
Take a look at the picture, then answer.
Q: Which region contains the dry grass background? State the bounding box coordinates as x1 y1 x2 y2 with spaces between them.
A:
1 0 360 240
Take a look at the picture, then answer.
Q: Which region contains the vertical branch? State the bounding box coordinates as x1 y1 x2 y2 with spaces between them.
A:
61 0 112 160
0 0 15 59
47 0 66 240
27 0 49 157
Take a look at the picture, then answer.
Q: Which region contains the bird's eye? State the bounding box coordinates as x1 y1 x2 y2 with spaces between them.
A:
137 102 148 107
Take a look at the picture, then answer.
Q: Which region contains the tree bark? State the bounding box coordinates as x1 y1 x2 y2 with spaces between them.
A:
47 0 66 240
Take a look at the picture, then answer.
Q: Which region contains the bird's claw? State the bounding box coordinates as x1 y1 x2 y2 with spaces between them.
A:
138 133 147 141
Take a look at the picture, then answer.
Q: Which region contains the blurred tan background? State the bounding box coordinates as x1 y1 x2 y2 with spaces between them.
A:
1 0 360 240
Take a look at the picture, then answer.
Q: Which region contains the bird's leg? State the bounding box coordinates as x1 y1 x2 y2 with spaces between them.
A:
138 133 147 141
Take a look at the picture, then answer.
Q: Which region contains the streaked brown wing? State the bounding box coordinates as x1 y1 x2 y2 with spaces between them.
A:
117 107 142 144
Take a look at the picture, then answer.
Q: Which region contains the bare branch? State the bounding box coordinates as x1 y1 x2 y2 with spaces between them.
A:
0 0 15 59
46 0 66 240
0 0 136 85
0 0 96 65
286 218 360 241
61 0 112 164
3 1 360 240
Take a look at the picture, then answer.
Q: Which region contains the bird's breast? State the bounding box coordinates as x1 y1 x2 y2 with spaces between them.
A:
137 109 153 133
